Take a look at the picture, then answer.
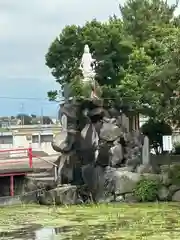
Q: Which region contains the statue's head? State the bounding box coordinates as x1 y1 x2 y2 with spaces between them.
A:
84 44 90 53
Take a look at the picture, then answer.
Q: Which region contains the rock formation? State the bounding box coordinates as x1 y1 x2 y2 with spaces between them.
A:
49 97 144 203
47 44 145 203
26 44 180 205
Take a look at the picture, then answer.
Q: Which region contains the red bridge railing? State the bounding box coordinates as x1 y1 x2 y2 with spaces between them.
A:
0 147 33 168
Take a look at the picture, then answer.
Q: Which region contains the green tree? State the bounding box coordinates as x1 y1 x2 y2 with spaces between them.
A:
16 114 32 125
119 0 180 120
145 30 180 125
45 18 133 101
141 119 172 154
120 0 178 45
45 0 180 126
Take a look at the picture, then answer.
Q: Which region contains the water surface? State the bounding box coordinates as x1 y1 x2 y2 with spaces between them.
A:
0 203 180 239
0 224 113 239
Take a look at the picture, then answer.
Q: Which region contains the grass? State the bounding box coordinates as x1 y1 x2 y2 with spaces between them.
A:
0 203 180 239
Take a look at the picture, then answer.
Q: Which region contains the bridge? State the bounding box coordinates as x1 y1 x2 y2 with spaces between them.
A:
0 148 58 197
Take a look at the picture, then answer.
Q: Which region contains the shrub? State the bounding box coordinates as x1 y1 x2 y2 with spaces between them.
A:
133 178 160 202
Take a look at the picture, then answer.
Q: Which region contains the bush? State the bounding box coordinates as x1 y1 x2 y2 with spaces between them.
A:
133 178 160 202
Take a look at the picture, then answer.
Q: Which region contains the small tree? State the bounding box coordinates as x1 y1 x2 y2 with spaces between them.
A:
16 114 32 125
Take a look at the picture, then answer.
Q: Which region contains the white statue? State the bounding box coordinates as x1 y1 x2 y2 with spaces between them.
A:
79 44 96 80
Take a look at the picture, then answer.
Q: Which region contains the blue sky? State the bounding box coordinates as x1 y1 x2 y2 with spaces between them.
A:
0 0 177 117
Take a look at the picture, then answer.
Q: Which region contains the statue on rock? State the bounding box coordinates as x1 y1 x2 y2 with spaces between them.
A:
51 44 103 189
51 44 143 203
79 44 96 80
79 44 102 100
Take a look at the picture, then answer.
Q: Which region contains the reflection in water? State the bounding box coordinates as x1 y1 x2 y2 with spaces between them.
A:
0 225 57 240
35 228 55 240
0 224 111 239
0 225 76 240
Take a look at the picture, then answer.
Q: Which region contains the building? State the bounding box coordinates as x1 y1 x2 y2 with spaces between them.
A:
0 117 19 128
0 125 62 155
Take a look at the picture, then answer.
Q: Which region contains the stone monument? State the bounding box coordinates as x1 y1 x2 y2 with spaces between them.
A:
49 44 144 203
142 136 150 165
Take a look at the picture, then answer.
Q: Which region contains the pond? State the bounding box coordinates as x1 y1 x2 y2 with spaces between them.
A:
0 224 117 239
0 203 180 239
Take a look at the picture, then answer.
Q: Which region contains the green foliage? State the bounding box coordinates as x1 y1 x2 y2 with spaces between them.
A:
141 119 172 154
47 90 58 101
168 165 180 185
120 0 177 44
133 178 160 202
45 0 180 124
69 78 92 98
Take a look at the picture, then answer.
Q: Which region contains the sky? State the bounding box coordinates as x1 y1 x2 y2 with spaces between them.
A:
0 0 178 117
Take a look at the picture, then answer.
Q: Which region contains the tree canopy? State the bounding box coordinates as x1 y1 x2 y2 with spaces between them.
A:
46 0 180 125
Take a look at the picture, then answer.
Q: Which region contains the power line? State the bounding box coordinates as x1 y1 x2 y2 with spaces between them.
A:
0 96 50 100
0 96 61 103
0 95 150 101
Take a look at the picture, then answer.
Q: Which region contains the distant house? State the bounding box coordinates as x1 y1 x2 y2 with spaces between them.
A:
0 117 19 128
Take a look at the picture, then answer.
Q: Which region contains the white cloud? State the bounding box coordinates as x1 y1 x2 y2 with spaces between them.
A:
0 0 179 115
0 0 121 79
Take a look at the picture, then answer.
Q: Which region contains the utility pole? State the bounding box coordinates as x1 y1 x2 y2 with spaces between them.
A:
20 103 24 126
41 107 43 124
40 107 43 133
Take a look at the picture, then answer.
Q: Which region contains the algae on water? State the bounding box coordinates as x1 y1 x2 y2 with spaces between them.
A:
0 203 180 239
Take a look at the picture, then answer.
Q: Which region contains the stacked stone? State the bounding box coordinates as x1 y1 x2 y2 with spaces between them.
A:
98 114 143 170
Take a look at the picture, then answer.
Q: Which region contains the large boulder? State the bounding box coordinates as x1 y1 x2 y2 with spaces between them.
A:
100 122 122 142
110 143 123 167
136 164 154 174
172 190 180 202
104 169 141 195
104 169 167 197
38 185 81 205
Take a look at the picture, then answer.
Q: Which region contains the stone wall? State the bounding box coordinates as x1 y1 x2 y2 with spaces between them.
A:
1 162 180 205
151 154 180 165
100 163 180 203
35 163 180 205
